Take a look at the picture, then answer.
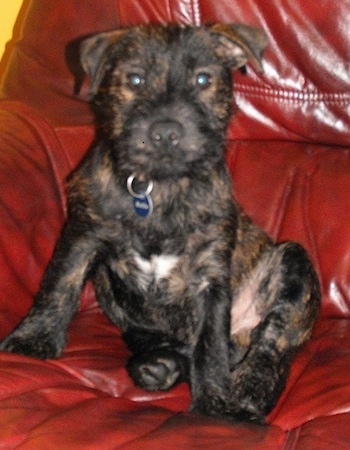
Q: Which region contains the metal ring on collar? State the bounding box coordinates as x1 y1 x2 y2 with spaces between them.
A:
127 174 154 198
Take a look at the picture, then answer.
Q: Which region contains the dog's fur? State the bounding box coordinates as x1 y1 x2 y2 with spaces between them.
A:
0 24 320 423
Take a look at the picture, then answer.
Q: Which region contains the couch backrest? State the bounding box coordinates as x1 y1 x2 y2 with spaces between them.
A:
1 0 349 144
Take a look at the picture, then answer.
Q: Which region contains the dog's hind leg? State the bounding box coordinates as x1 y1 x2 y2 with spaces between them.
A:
228 242 320 423
0 223 99 359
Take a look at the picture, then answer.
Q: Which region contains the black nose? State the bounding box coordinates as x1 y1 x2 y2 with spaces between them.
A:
149 120 184 148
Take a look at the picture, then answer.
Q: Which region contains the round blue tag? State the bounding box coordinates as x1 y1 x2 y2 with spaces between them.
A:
133 195 153 217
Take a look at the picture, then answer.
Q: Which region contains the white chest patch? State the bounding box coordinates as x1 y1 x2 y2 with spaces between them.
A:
133 252 179 290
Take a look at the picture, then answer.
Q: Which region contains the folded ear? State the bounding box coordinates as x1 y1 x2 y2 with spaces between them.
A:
210 24 268 72
80 29 128 97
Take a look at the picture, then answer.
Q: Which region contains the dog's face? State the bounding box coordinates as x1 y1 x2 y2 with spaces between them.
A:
80 25 267 181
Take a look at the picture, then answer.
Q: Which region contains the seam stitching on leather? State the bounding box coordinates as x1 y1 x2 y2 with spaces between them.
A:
300 164 322 288
271 170 296 241
235 84 350 105
191 0 202 26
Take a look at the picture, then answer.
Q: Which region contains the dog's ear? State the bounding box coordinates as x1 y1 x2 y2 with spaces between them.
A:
80 29 128 97
210 24 268 73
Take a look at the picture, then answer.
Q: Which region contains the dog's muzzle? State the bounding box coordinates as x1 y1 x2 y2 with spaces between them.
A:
149 120 184 149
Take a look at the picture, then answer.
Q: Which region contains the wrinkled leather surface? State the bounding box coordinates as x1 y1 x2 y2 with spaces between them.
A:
0 0 349 448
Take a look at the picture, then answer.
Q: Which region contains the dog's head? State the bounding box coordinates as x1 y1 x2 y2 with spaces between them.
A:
79 24 267 181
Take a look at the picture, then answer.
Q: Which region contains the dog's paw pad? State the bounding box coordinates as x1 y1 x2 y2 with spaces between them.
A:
140 358 180 390
129 356 181 391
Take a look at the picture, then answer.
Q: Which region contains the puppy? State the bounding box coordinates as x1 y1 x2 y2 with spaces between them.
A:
0 24 320 423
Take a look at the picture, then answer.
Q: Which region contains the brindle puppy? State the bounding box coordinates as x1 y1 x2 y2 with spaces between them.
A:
0 24 320 423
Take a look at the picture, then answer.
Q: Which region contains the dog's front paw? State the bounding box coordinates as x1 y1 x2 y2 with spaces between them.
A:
225 360 283 423
127 350 188 391
191 393 265 424
0 329 65 360
191 393 228 418
190 375 267 424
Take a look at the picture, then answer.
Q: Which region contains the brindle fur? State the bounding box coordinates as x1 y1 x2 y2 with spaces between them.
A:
0 24 320 423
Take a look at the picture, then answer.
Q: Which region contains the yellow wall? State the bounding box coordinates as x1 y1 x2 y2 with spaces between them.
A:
0 1 23 58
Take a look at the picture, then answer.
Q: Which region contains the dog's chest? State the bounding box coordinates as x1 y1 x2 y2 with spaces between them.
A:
133 252 180 291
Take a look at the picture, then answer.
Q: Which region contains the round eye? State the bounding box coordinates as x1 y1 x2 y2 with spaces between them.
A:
127 73 145 88
195 72 212 89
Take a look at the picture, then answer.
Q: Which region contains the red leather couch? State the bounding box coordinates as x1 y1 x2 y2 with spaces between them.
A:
0 1 349 448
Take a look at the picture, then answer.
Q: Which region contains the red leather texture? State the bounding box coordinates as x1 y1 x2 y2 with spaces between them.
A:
0 0 349 448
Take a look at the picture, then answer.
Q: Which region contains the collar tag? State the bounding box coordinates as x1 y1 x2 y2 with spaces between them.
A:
133 195 153 217
127 175 154 218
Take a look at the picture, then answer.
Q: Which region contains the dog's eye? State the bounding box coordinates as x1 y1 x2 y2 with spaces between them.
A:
195 72 212 89
127 73 145 88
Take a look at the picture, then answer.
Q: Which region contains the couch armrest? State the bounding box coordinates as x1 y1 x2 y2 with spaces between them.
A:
0 100 92 327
